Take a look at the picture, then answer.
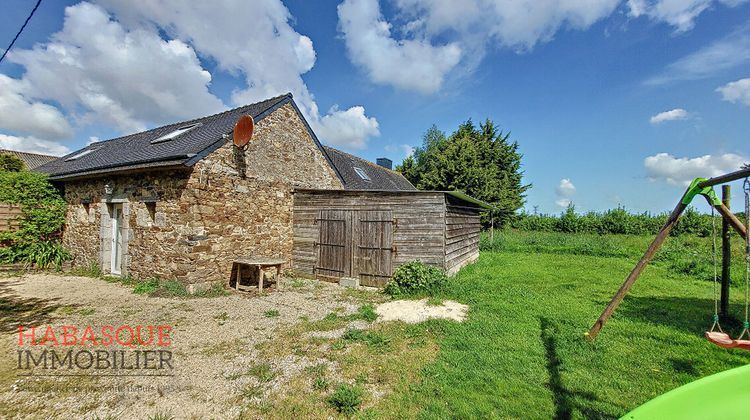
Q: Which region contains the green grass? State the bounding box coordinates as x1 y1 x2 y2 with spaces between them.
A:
380 230 750 419
263 309 280 318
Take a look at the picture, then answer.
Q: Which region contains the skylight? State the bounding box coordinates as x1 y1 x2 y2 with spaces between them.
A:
65 148 98 161
151 123 202 144
353 167 371 181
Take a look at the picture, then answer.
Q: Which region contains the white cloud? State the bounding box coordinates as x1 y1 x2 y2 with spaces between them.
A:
644 152 748 186
0 75 73 140
337 0 462 94
556 178 577 197
627 0 746 32
96 0 380 149
7 2 224 136
717 78 750 106
645 24 750 85
338 0 734 94
315 106 380 149
555 178 576 207
0 134 71 156
401 144 415 157
649 108 689 124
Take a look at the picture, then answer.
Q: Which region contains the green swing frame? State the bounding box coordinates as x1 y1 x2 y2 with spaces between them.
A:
587 166 750 340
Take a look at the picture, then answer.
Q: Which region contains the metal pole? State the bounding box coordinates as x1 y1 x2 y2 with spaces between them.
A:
721 185 731 320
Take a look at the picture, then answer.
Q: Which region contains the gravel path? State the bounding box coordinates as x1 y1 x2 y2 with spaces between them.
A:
0 273 370 419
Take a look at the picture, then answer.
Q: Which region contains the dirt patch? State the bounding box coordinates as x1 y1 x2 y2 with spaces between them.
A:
375 299 468 323
0 273 379 419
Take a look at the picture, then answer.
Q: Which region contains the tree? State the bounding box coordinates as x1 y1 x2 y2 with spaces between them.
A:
396 119 531 226
0 153 26 172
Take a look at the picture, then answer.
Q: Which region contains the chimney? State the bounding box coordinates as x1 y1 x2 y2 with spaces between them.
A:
376 157 392 170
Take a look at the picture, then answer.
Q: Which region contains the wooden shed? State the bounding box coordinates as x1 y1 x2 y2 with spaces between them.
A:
292 189 489 287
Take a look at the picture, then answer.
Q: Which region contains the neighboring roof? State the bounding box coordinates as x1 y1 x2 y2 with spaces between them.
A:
36 94 305 180
0 149 57 170
323 146 416 191
294 188 493 209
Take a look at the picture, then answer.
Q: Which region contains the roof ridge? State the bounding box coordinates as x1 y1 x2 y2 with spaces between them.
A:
323 146 405 176
88 93 292 146
0 149 56 158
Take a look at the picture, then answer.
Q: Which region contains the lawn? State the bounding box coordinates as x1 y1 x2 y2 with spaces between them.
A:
381 230 750 419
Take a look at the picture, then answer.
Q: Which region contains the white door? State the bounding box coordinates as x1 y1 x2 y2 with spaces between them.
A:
111 204 123 275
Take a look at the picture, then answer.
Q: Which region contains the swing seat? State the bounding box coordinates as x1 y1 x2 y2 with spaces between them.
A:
705 331 737 348
733 339 750 350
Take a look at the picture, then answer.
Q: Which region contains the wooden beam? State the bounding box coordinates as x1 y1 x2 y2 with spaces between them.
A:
714 202 748 240
587 201 688 340
698 167 750 189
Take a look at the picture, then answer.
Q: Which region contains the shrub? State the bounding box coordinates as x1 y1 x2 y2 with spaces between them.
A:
0 153 25 172
327 384 363 415
510 205 722 237
384 261 448 297
0 170 68 268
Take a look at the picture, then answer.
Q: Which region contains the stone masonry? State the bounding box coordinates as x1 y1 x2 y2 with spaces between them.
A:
62 103 342 290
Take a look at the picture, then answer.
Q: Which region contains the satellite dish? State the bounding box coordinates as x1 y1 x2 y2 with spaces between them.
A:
233 115 254 147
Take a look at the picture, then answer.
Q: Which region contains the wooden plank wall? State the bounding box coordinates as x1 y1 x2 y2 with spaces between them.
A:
292 191 446 278
444 196 481 275
0 203 22 233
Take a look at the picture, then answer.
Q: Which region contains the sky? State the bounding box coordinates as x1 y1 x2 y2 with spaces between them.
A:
1 0 749 214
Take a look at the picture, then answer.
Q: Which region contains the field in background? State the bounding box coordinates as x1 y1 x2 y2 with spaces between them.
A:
383 230 750 418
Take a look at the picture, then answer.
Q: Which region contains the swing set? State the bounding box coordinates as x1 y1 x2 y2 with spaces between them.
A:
587 165 750 349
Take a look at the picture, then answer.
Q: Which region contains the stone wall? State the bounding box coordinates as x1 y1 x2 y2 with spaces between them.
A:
61 102 342 289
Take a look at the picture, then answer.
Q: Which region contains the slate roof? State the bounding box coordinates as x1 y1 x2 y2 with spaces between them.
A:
0 149 57 169
323 146 416 191
36 94 295 180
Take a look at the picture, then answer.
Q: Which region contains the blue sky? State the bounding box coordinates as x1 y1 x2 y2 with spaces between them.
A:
1 0 749 214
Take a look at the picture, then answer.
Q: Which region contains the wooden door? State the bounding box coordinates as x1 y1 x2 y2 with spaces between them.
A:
315 210 351 281
355 210 393 287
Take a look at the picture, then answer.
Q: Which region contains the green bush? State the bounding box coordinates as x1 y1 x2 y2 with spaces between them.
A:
510 205 721 237
0 170 69 268
0 153 25 172
327 384 363 415
384 261 447 297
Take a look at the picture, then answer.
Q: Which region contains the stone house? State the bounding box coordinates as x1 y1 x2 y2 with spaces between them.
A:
37 93 485 291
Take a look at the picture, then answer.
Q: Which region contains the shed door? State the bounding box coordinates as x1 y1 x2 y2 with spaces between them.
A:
356 210 393 287
315 210 352 281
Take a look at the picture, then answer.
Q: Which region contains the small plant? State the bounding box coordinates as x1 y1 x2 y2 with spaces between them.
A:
384 261 447 297
70 261 102 278
263 309 280 318
214 312 229 324
133 278 160 294
355 304 377 322
241 383 264 400
342 328 392 351
291 278 305 288
313 376 329 391
148 412 174 420
247 362 276 383
327 384 363 415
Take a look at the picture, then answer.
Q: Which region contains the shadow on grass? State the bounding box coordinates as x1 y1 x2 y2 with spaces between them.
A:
618 296 746 336
0 278 64 334
540 317 616 420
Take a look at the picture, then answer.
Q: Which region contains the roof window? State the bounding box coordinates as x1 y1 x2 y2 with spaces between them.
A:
151 123 202 144
353 167 371 181
65 148 98 161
